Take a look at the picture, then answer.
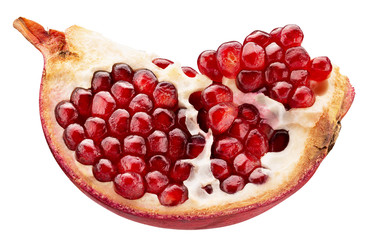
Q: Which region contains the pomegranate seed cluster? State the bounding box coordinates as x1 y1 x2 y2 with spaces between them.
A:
197 24 332 109
55 63 205 207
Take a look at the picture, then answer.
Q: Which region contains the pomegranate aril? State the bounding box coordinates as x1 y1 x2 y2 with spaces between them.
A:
114 172 145 200
309 56 332 82
197 109 208 133
207 102 238 135
244 30 270 47
168 128 188 160
265 62 289 85
55 101 79 128
201 84 233 110
111 63 133 83
269 27 283 44
63 123 86 150
202 185 213 194
123 135 146 156
265 42 284 64
186 134 205 159
111 81 135 108
269 81 293 105
236 70 264 93
117 155 147 174
152 58 174 69
258 120 274 139
108 109 130 138
170 160 192 182
239 104 259 125
189 91 203 110
84 117 107 143
145 171 170 194
132 69 158 96
228 118 250 140
148 155 170 174
248 168 269 184
285 46 310 70
213 136 243 161
129 94 153 113
147 130 168 154
210 158 231 180
289 86 315 108
158 184 188 206
75 139 101 165
280 24 304 48
177 109 189 132
100 137 121 162
269 130 289 152
153 82 178 109
130 112 153 136
91 71 112 93
233 153 260 177
152 108 175 132
197 50 223 82
182 66 198 78
92 159 116 182
220 175 245 194
70 88 92 118
290 70 310 86
245 129 269 158
216 41 242 78
241 42 266 70
91 91 116 120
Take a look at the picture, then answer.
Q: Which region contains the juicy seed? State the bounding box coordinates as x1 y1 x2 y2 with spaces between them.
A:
197 50 223 82
236 70 264 93
228 118 250 140
186 134 206 159
63 123 86 150
248 168 269 184
91 71 112 93
213 136 243 161
130 112 153 136
108 109 130 138
239 104 260 125
111 81 135 108
201 84 233 110
92 159 116 182
269 27 283 44
280 24 304 48
216 41 242 78
197 109 208 133
147 130 168 154
100 137 121 162
158 184 188 206
145 171 170 194
189 91 203 110
244 30 271 47
148 155 171 174
117 155 147 174
84 117 107 143
285 46 310 70
210 159 231 180
75 139 101 165
220 175 245 194
170 160 192 182
265 42 284 64
123 135 147 156
269 81 293 105
269 130 289 152
241 42 266 70
233 153 260 176
177 109 189 132
152 58 174 69
152 108 175 132
70 88 92 118
111 63 133 83
91 91 116 120
132 69 158 96
168 128 188 160
207 102 238 135
129 94 154 113
245 129 269 158
258 120 274 139
290 70 310 86
153 82 178 109
309 56 332 81
181 66 198 78
114 172 145 200
265 62 289 84
289 86 315 108
55 101 79 128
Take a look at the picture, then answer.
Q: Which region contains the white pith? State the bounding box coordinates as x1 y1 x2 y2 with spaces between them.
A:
44 25 336 212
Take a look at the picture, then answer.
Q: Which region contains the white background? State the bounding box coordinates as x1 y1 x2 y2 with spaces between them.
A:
1 0 365 239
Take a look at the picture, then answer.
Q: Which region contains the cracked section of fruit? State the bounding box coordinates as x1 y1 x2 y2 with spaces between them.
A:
14 17 354 229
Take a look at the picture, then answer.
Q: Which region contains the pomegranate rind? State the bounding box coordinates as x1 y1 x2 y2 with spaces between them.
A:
14 17 354 229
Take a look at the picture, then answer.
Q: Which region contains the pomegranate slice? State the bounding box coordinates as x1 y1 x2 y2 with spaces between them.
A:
14 18 354 230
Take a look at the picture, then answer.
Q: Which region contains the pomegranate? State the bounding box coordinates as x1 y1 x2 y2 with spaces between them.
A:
14 17 354 229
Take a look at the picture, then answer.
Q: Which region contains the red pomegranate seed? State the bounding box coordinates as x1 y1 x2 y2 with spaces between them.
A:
84 117 107 143
111 81 135 108
123 135 147 156
117 155 147 174
145 171 170 194
269 81 293 105
55 101 79 128
201 84 233 110
100 137 121 162
152 58 174 69
70 88 92 118
197 109 208 133
289 86 315 108
239 104 260 125
245 129 269 158
152 108 175 132
210 159 231 180
182 66 198 78
147 130 168 154
269 130 289 152
248 168 269 184
114 172 145 200
170 160 192 182
207 102 238 135
75 139 101 165
289 70 310 86
168 128 188 160
244 30 270 47
92 159 116 182
280 24 304 48
111 63 133 83
309 56 332 82
258 120 274 139
285 46 310 70
216 41 242 78
129 94 153 113
189 91 203 110
265 42 284 64
177 109 189 132
233 153 260 177
186 134 206 159
130 112 153 136
228 118 250 140
148 155 171 174
270 27 283 44
91 91 116 120
241 42 266 70
108 109 130 138
236 70 264 93
153 82 178 109
197 50 223 82
158 184 188 206
132 69 158 96
265 62 289 84
220 175 245 194
63 123 85 150
213 136 243 161
202 185 213 194
91 71 112 93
